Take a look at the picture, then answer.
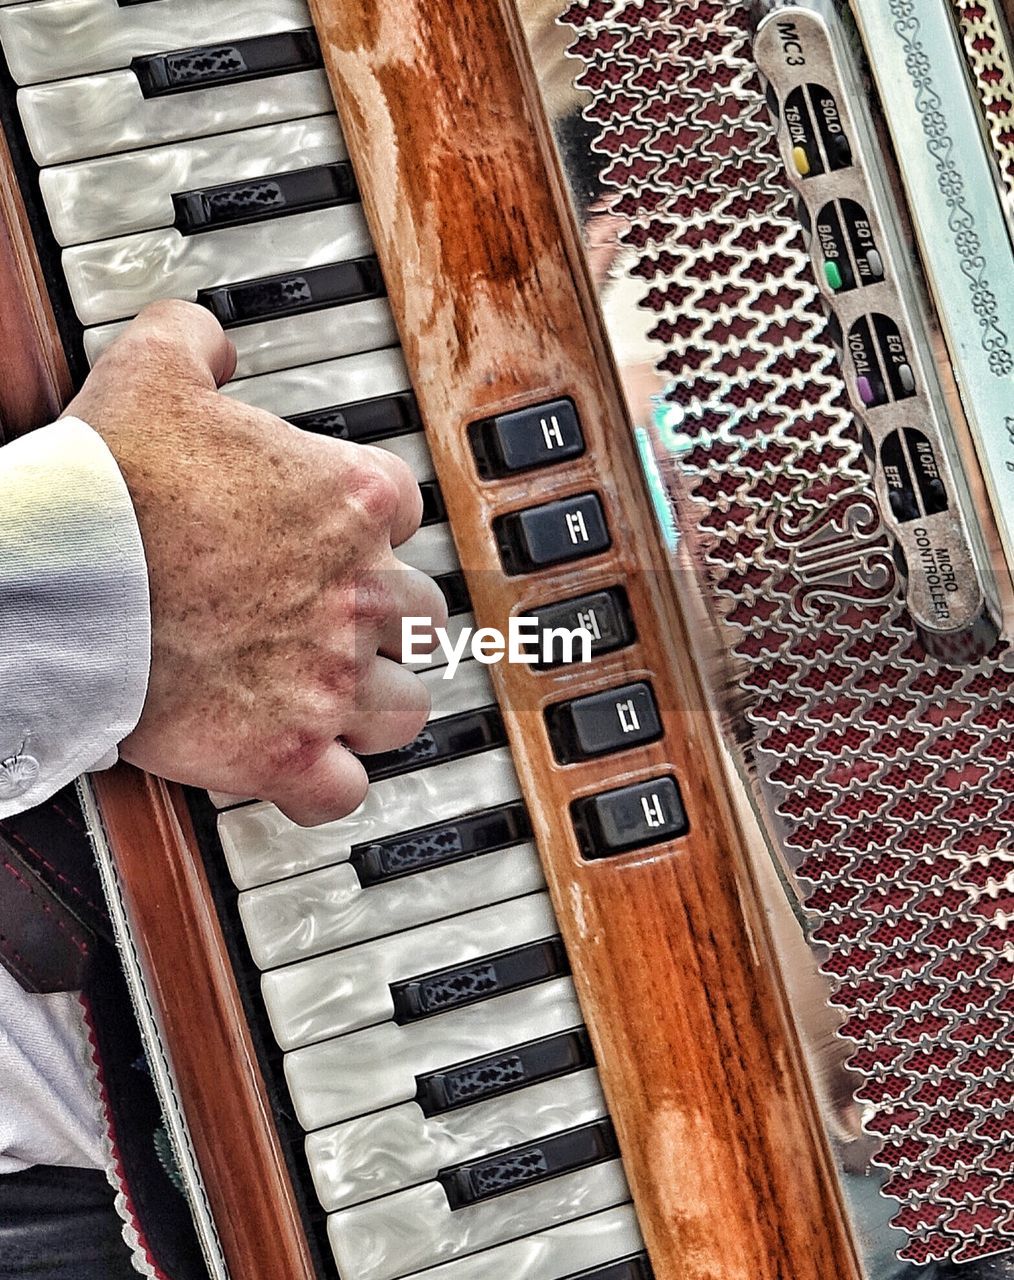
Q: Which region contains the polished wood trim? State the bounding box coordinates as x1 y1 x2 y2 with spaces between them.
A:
90 769 318 1280
0 124 71 440
0 126 316 1280
310 3 862 1276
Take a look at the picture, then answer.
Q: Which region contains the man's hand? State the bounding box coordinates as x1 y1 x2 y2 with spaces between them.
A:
63 300 447 826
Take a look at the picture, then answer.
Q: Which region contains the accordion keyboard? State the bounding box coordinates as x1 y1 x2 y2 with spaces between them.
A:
0 0 654 1276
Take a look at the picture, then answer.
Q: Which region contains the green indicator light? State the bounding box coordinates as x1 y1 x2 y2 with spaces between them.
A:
824 260 843 290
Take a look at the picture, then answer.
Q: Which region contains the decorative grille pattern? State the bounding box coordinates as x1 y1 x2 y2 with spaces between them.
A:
559 0 1013 1264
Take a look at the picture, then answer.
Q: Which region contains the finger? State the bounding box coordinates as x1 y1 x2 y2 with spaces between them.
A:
341 656 432 756
109 299 237 389
357 443 424 547
265 740 369 828
375 562 450 660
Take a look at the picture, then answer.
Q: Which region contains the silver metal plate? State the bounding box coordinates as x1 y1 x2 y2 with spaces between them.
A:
536 0 1014 1271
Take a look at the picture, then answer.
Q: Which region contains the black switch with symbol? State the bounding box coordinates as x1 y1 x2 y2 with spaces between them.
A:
523 587 635 668
547 682 661 763
572 777 688 859
495 493 609 575
471 398 584 477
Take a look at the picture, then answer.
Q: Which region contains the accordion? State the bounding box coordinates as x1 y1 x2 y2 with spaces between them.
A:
0 0 1011 1277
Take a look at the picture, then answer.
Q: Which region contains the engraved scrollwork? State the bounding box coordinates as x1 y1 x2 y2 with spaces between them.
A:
889 0 1014 376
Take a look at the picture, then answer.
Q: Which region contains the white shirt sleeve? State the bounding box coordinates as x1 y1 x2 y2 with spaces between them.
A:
0 416 151 819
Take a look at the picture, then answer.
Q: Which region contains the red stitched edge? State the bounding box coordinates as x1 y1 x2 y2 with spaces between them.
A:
1 859 90 957
80 995 174 1280
50 798 87 835
2 825 105 916
0 930 42 984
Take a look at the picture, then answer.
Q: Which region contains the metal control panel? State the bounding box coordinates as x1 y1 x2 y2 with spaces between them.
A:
754 0 1007 663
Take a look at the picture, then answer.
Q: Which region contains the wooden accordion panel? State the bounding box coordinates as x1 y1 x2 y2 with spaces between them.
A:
0 1 1011 1278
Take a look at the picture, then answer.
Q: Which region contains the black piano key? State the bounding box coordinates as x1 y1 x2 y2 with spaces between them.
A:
286 391 422 444
433 570 471 616
132 30 322 98
569 1257 654 1280
420 482 446 526
391 937 569 1024
173 163 359 235
197 257 385 328
439 1120 618 1210
415 1027 594 1116
361 707 506 783
350 801 532 886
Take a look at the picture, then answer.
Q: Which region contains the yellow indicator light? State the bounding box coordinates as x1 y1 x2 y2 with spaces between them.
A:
792 145 811 176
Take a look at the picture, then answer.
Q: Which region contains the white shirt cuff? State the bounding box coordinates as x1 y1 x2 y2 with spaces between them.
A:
0 417 151 816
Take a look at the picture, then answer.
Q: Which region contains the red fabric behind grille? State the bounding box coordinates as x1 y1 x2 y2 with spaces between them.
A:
561 0 1014 1265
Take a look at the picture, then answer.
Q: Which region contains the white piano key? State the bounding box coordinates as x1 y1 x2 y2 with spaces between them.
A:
326 1160 630 1280
404 611 473 672
219 744 518 888
40 114 345 246
0 0 310 85
260 892 558 1045
398 1205 645 1280
425 660 492 721
306 1069 606 1211
83 295 400 377
284 976 582 1128
242 840 543 987
223 346 409 419
17 69 334 166
399 522 459 576
63 204 373 325
367 431 433 482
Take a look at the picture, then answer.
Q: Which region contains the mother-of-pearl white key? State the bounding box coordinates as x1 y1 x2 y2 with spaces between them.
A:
418 660 492 722
305 1068 605 1210
224 347 409 420
226 350 435 476
0 0 310 84
326 1157 631 1280
17 69 335 166
397 1204 647 1280
241 836 543 984
226 347 433 470
219 744 519 888
62 204 372 325
84 296 400 379
283 977 582 1129
260 891 559 1046
399 522 458 577
40 114 345 246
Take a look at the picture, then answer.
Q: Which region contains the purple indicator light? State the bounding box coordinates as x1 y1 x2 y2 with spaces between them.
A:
856 375 875 406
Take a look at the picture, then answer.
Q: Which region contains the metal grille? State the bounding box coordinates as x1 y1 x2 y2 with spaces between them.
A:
952 0 1014 230
559 0 1013 1265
